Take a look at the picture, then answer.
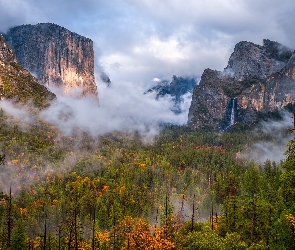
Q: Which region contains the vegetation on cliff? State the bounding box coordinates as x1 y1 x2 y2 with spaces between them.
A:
0 34 55 108
221 78 260 98
0 61 55 108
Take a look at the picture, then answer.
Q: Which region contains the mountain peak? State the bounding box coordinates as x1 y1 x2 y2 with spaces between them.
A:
146 75 197 114
4 23 98 98
0 35 55 107
188 39 295 130
224 39 292 81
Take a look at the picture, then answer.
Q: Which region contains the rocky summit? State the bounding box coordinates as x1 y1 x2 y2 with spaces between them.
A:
0 35 55 108
4 23 98 98
146 75 197 114
188 39 295 130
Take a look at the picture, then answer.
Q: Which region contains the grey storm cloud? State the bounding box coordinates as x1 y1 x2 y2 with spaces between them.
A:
1 0 295 87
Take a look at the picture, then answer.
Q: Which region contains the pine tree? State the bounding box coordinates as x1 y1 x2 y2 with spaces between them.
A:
11 221 27 250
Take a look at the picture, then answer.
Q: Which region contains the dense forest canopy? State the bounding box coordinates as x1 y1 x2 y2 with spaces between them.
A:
0 106 295 250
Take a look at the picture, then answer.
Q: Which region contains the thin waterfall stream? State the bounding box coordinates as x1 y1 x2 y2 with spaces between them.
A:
222 97 237 131
230 98 236 126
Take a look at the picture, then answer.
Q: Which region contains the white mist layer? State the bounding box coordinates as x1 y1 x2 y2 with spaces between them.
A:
242 111 294 164
0 82 192 193
0 100 35 125
41 80 190 138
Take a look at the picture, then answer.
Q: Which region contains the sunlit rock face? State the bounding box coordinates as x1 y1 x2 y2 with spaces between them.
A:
0 34 55 106
4 23 98 98
188 39 295 130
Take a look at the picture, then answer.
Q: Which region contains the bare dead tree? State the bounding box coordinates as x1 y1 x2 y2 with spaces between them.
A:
7 186 12 249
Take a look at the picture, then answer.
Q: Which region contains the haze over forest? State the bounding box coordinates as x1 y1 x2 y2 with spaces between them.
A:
1 0 295 137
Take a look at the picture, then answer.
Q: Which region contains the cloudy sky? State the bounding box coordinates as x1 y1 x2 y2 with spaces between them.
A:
1 0 294 88
1 0 295 135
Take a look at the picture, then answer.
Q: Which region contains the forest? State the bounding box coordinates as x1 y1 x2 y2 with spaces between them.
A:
0 106 295 250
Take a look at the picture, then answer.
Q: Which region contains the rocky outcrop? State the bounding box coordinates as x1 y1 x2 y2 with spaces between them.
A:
146 75 197 113
224 39 291 80
0 35 17 63
100 72 111 87
188 39 295 130
4 23 98 98
0 35 55 107
187 69 231 129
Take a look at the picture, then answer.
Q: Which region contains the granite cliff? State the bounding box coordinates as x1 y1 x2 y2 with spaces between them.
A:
0 34 55 108
4 23 98 98
188 39 295 130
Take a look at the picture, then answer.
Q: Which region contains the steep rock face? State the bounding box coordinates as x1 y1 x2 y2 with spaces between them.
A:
188 39 294 130
264 54 295 111
188 69 231 129
0 35 17 63
0 35 55 107
4 23 97 98
224 39 290 80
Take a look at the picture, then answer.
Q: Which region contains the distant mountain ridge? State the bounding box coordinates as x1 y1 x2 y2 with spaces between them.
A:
188 39 295 130
146 75 197 114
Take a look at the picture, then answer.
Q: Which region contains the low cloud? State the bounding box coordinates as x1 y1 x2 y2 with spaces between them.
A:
0 79 191 193
40 79 189 139
0 100 36 127
241 111 293 164
2 0 295 86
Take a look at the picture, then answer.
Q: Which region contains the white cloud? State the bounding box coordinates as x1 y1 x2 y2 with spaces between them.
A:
152 78 161 82
148 36 188 62
39 81 188 139
1 0 295 128
1 0 295 86
241 112 293 164
0 100 35 125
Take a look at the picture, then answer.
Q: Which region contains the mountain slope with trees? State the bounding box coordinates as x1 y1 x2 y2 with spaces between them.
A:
0 34 55 108
0 114 294 249
0 26 294 249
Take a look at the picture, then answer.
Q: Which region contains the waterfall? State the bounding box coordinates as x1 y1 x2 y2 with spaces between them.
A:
230 98 236 126
221 97 237 131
